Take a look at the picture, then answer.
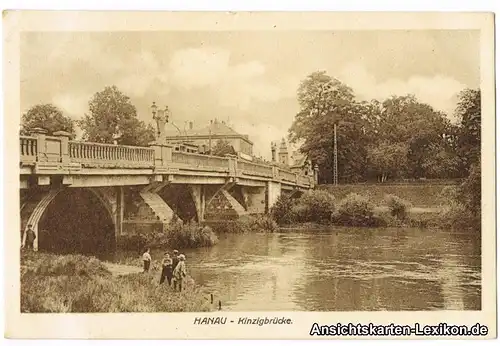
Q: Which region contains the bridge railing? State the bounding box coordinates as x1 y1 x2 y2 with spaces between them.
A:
298 175 311 186
278 168 297 183
20 136 37 163
238 160 274 178
172 152 230 172
20 135 314 187
69 141 154 167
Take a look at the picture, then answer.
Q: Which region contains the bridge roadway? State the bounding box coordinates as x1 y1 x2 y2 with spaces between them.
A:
19 130 317 250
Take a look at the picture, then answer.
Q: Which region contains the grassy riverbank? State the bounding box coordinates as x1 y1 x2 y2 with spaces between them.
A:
20 252 212 312
317 182 457 208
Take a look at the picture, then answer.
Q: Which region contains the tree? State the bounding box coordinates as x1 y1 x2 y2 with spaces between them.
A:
455 88 481 172
367 142 407 182
376 95 457 179
78 86 155 146
21 104 75 136
288 71 368 183
211 139 236 157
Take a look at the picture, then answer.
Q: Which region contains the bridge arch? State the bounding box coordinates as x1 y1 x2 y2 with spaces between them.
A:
21 187 116 254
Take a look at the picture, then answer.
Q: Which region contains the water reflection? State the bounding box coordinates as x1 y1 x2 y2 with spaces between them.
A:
115 227 481 311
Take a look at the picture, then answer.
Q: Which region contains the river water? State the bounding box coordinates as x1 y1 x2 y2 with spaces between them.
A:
115 227 481 311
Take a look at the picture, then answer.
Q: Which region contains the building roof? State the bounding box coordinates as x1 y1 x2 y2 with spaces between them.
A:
290 151 309 168
164 119 252 144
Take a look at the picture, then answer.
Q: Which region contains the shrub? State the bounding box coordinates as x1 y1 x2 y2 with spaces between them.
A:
439 185 460 205
254 215 278 232
166 222 219 249
295 190 336 223
116 222 218 251
270 195 296 225
336 193 376 227
438 163 481 230
289 203 308 222
458 163 481 218
239 215 278 233
210 215 278 233
440 202 480 230
384 194 413 220
116 234 148 251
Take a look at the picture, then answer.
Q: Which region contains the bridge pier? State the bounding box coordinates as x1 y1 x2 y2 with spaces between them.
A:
189 185 206 222
115 186 124 237
266 181 282 213
242 186 266 214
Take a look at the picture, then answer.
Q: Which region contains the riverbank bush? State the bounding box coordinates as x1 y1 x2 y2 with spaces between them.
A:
384 194 413 220
318 182 455 207
271 191 336 225
439 163 481 230
270 195 296 225
208 215 278 233
167 222 219 249
439 202 479 230
295 190 336 223
21 252 211 313
117 222 218 252
334 193 378 227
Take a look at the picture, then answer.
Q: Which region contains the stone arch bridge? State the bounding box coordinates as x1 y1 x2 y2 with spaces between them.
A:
19 131 316 250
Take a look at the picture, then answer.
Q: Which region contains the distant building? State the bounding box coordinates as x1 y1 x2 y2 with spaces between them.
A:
290 151 313 177
164 119 253 155
271 139 313 176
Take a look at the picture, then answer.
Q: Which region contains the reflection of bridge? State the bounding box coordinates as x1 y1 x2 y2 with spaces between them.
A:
20 130 316 250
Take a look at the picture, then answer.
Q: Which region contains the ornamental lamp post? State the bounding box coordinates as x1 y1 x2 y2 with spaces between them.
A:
151 101 158 117
151 102 159 138
164 106 170 123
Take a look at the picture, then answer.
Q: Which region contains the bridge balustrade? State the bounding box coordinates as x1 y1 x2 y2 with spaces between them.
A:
278 169 297 183
298 175 311 186
69 141 154 167
172 152 230 171
20 135 314 188
20 136 37 163
238 161 274 178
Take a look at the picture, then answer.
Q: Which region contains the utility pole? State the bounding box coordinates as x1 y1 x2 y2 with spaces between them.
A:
333 121 338 186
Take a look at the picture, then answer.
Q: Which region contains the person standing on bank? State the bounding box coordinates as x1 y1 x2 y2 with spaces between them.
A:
171 250 180 287
24 225 36 251
172 250 179 269
173 254 187 292
159 252 173 285
142 248 152 273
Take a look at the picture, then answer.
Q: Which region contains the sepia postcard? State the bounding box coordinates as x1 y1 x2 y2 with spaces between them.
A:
3 10 496 340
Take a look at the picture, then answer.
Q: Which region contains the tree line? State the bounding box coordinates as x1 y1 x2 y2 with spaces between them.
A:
21 76 480 185
288 71 481 184
21 86 155 147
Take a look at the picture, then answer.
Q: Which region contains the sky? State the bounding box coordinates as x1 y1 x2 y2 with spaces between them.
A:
20 30 480 158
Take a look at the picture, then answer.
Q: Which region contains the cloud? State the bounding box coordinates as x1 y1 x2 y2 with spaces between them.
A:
116 51 171 98
52 93 89 119
338 62 466 118
168 47 287 110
